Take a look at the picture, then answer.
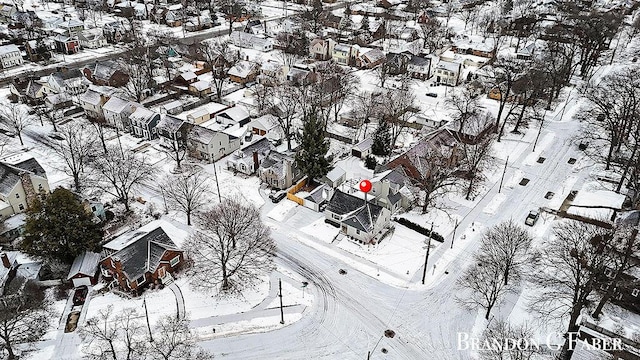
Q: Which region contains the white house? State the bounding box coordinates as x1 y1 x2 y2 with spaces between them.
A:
0 44 23 69
187 125 241 163
434 60 462 86
230 31 273 52
78 28 107 49
102 96 134 130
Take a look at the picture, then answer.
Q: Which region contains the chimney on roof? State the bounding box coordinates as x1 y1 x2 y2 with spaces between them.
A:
1 253 10 269
253 151 259 173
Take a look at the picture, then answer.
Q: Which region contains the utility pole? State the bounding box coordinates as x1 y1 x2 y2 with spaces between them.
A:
421 222 434 285
143 296 153 342
450 219 458 249
212 162 222 203
532 111 545 152
279 278 284 324
498 156 509 193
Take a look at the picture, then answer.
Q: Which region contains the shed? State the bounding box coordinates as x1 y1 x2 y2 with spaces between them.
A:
67 251 101 287
351 138 373 158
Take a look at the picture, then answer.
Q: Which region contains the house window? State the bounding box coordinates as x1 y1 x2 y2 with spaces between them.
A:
356 229 360 235
18 204 24 211
604 268 615 278
170 255 180 267
137 274 146 286
92 206 96 212
15 193 19 198
158 267 166 278
633 289 639 297
38 184 43 191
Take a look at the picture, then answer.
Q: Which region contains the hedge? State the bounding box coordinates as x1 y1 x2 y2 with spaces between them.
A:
394 217 445 242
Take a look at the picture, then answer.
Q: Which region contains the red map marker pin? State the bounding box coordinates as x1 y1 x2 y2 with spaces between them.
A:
359 179 372 193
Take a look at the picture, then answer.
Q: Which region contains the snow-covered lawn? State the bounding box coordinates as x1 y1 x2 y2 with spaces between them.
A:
337 223 428 281
299 216 340 243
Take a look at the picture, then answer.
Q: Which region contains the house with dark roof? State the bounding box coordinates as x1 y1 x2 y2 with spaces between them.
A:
130 106 160 140
325 190 391 244
226 137 273 175
258 151 302 190
83 60 129 87
0 157 49 219
407 55 431 80
100 222 186 294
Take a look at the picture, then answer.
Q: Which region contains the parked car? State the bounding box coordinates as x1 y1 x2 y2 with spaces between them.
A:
269 191 287 203
64 311 81 333
525 210 539 226
426 92 438 98
73 285 88 306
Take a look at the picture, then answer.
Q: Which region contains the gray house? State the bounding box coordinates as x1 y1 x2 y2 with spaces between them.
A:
324 190 391 244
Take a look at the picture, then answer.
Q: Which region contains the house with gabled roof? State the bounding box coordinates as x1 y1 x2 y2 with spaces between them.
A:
45 69 88 96
215 106 251 127
228 61 260 84
0 44 23 69
230 31 273 52
325 190 391 244
100 220 187 294
78 86 118 120
0 157 49 219
357 48 385 69
102 95 134 130
407 55 431 80
129 106 160 140
83 60 129 87
186 125 241 163
78 28 107 49
67 251 101 287
370 167 412 213
247 114 282 142
258 151 302 190
434 60 462 86
226 137 273 175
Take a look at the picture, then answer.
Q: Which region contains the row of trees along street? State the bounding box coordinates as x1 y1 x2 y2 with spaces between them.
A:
457 217 639 360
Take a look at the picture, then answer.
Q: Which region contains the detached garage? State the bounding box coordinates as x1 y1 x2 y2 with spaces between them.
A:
67 252 101 288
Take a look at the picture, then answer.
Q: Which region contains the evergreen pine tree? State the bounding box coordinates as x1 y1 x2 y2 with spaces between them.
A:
21 188 104 265
295 112 331 184
361 16 370 33
371 119 392 156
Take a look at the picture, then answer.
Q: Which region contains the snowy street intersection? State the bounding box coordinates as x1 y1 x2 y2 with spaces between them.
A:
195 106 590 359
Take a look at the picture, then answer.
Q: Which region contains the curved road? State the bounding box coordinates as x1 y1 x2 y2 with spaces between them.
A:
196 105 591 359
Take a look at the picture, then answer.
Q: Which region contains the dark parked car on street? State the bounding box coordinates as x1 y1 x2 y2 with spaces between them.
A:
525 210 540 226
269 191 287 203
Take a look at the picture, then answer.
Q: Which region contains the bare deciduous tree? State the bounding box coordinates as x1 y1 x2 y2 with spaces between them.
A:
53 122 97 191
147 316 212 360
93 147 156 212
0 103 34 146
160 167 210 225
592 215 640 318
186 198 276 293
80 306 147 360
0 281 52 360
479 319 544 360
268 84 301 151
196 40 239 101
457 258 512 320
478 220 532 286
457 115 496 200
401 143 460 213
528 220 614 359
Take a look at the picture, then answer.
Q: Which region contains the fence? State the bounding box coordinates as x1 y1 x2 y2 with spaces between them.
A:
286 178 307 206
